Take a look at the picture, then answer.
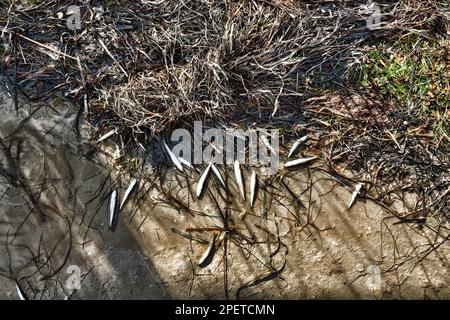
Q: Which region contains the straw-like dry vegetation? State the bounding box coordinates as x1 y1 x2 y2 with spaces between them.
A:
0 1 447 135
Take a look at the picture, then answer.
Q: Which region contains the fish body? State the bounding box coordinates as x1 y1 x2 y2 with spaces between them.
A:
163 142 183 171
196 163 212 198
15 281 27 300
284 156 317 168
250 171 257 208
348 183 364 209
119 178 137 210
109 190 118 230
178 157 194 169
198 234 216 267
288 135 308 158
261 135 276 154
234 160 245 200
97 129 116 143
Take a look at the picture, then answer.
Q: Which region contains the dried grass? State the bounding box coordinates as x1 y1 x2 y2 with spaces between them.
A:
1 0 448 139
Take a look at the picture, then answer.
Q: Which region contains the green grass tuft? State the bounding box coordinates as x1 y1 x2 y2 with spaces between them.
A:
356 34 449 136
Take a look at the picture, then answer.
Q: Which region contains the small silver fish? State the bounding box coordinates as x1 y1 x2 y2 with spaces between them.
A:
211 163 226 188
109 190 118 229
250 171 257 208
119 178 137 210
15 281 27 300
163 142 183 172
261 134 276 154
348 183 364 209
97 129 116 143
234 160 245 200
284 156 317 168
198 234 216 267
288 135 308 158
178 157 194 169
196 163 212 198
207 141 223 154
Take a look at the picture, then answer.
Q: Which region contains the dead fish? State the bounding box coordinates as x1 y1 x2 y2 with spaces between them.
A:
348 183 364 209
211 163 226 188
207 141 223 154
261 134 276 154
163 142 183 172
198 234 216 267
250 170 257 208
109 190 118 230
284 156 317 168
15 280 27 300
196 163 212 198
288 135 308 158
119 178 137 210
234 160 245 200
97 129 116 143
178 157 194 169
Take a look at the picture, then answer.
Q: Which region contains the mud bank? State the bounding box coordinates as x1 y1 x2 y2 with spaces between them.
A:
0 90 448 299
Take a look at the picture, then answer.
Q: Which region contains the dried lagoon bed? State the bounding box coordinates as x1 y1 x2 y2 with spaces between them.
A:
0 90 448 299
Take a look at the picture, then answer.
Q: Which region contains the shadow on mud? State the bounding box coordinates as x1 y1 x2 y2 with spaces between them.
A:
0 85 169 299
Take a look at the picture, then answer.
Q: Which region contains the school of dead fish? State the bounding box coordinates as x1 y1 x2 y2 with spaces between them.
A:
7 113 385 299
161 134 323 267
14 134 366 299
98 130 322 233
